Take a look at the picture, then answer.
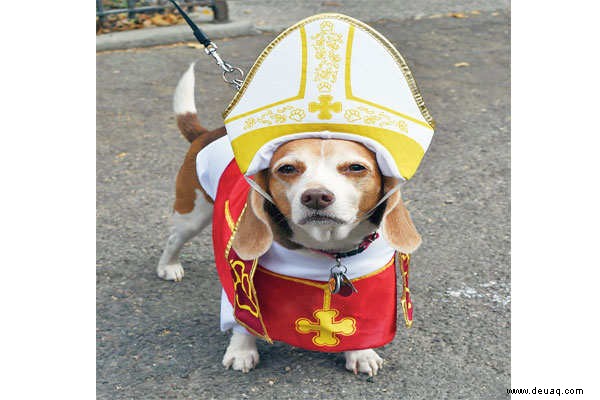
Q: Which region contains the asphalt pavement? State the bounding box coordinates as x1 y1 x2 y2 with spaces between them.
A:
97 7 510 400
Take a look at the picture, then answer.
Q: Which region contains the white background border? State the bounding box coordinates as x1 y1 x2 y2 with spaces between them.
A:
2 1 599 398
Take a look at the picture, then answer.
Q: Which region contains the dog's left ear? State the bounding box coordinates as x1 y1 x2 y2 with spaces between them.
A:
380 176 422 253
231 171 274 260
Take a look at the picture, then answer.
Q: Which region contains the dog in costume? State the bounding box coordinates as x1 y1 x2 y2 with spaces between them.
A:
157 13 435 376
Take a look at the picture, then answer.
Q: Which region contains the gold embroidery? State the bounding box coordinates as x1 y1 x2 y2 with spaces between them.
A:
224 204 273 342
224 200 235 232
230 259 260 317
397 252 413 328
311 21 343 94
343 106 409 133
242 106 306 131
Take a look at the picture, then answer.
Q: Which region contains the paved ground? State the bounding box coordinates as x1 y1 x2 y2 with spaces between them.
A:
97 8 510 400
228 0 509 31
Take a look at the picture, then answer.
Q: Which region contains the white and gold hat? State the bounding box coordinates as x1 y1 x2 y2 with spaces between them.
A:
223 13 435 180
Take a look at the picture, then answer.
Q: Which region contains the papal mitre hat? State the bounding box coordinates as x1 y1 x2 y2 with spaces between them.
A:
223 13 435 180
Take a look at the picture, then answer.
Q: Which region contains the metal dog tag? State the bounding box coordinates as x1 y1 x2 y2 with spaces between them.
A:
328 272 342 294
329 260 358 297
339 273 358 297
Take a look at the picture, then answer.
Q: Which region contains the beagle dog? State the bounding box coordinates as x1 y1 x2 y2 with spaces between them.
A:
157 66 421 376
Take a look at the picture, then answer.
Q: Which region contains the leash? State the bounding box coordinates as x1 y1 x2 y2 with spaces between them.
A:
168 0 245 90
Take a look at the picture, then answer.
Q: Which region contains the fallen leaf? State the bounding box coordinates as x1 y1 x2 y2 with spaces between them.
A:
116 152 128 158
187 42 203 49
470 10 481 15
454 62 470 67
151 15 170 26
450 12 468 18
163 13 180 24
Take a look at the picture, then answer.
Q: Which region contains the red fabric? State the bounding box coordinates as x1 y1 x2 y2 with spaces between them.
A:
212 160 402 351
253 263 396 352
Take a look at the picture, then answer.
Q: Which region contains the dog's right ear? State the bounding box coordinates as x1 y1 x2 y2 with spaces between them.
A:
231 171 274 260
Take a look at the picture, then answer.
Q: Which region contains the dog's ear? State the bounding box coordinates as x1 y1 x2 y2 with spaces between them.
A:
380 176 422 253
231 171 274 260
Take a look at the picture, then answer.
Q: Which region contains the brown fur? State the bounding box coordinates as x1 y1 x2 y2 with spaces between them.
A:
266 139 382 219
231 171 274 259
380 176 421 253
173 124 227 214
177 112 207 143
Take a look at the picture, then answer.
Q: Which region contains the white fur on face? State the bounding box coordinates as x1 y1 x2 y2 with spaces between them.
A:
271 141 378 247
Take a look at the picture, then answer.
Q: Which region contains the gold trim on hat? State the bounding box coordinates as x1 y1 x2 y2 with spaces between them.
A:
223 13 435 129
231 122 425 179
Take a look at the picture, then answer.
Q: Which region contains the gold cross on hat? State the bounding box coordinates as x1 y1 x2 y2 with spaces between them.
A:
308 95 342 120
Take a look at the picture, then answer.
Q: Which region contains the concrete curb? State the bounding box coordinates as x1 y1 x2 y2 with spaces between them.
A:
96 20 257 52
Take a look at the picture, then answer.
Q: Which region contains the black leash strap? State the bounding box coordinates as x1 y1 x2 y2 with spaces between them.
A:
168 0 244 90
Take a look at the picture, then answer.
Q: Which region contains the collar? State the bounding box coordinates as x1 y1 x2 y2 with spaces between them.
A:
310 232 380 260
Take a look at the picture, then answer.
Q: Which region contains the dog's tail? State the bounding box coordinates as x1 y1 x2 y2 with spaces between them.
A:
173 63 208 143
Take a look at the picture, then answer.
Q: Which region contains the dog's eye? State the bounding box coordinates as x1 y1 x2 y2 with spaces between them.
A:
277 164 298 174
348 164 366 172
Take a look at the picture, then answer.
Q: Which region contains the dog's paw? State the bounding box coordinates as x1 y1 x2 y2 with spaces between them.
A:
156 263 184 281
222 332 259 373
344 349 384 376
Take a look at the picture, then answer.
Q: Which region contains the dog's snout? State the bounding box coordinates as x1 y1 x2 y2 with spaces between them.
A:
301 189 335 210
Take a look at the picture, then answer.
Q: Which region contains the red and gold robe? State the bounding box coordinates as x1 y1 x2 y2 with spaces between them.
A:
211 156 413 352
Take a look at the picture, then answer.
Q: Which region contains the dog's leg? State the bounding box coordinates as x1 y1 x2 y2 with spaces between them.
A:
222 330 259 373
344 349 384 376
157 190 212 281
223 329 260 373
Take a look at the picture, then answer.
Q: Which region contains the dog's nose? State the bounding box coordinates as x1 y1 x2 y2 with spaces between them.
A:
301 189 335 210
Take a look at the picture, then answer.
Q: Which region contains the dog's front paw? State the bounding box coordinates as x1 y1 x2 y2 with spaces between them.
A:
344 349 384 376
156 263 184 281
222 331 259 373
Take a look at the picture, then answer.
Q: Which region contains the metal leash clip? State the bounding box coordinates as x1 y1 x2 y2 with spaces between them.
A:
204 42 245 90
169 0 245 91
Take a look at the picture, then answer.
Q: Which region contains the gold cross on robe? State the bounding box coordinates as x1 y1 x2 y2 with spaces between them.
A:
295 309 356 346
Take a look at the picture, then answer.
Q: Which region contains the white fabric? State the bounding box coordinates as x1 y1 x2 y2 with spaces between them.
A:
196 136 235 201
259 237 394 281
228 29 304 113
